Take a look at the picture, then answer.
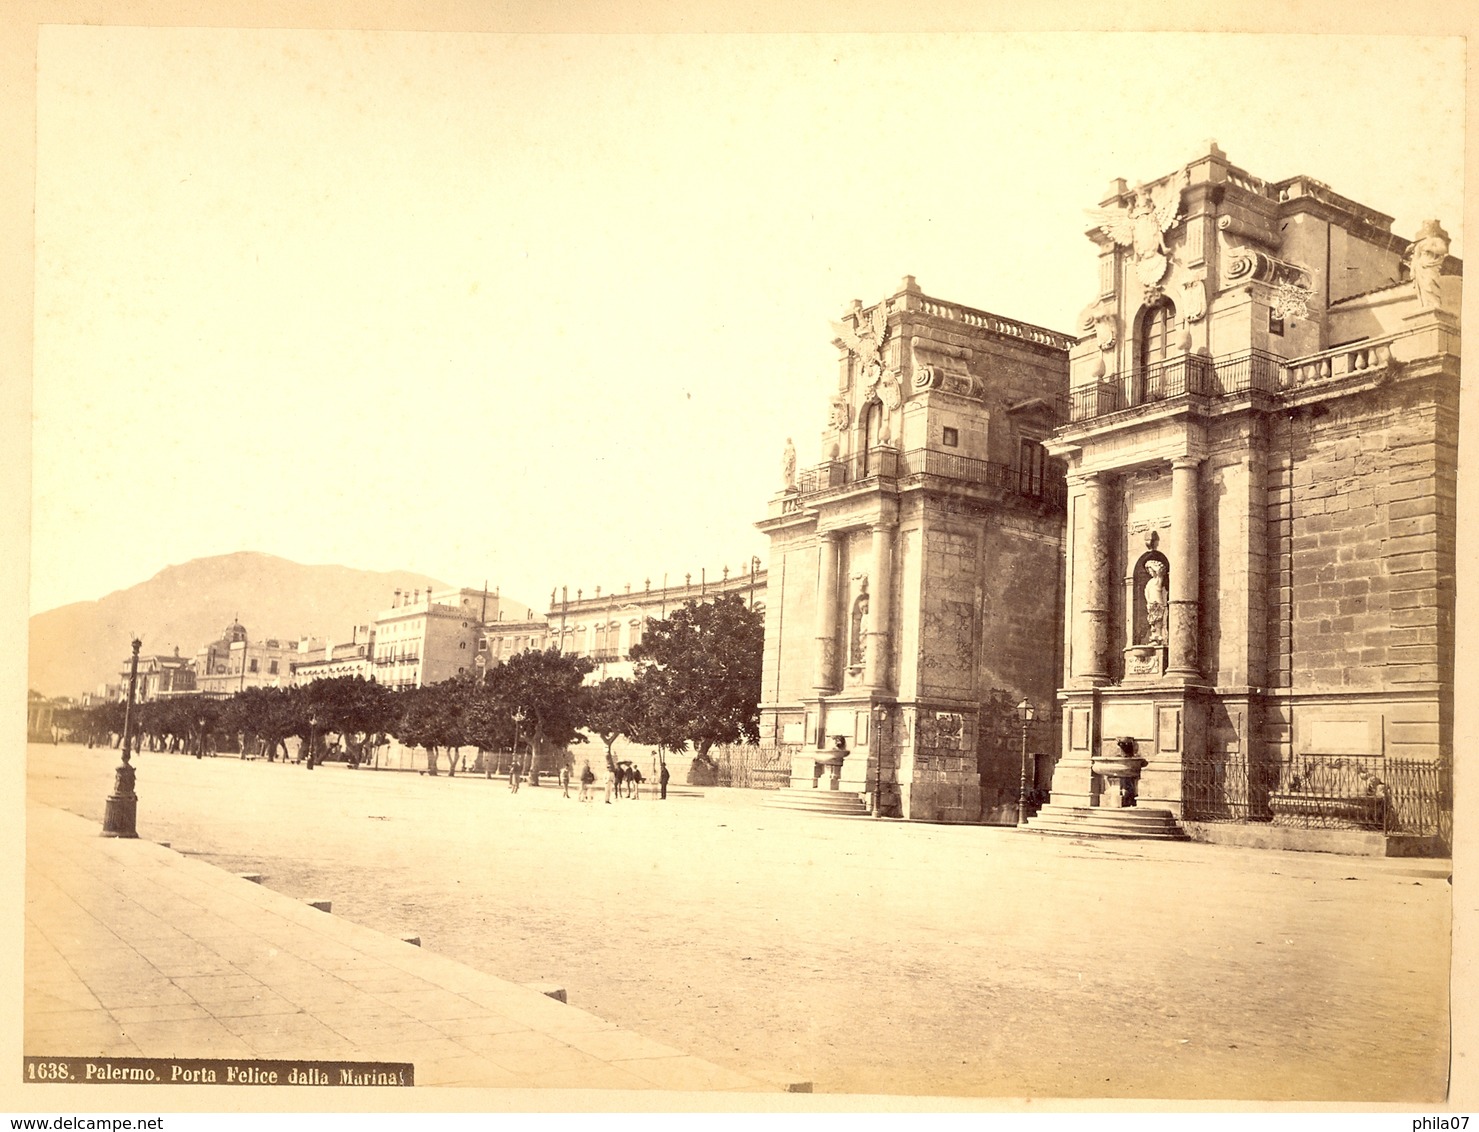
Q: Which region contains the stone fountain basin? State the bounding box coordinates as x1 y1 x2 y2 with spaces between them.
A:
1091 756 1147 779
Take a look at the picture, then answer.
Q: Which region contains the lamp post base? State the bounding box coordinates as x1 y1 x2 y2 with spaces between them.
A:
100 794 138 838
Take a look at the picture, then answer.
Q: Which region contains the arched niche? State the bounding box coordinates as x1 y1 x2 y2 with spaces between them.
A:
1130 548 1171 648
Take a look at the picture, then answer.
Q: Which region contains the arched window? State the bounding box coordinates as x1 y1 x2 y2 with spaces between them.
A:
1135 298 1178 402
1137 298 1177 370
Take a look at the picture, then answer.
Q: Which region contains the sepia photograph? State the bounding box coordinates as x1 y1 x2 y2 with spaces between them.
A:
4 2 1474 1123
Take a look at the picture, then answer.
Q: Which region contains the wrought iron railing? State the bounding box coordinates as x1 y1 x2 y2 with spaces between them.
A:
709 742 795 789
1065 350 1287 422
1383 757 1452 842
1182 752 1449 845
1063 332 1417 426
1182 752 1279 823
1267 754 1450 841
794 448 1067 507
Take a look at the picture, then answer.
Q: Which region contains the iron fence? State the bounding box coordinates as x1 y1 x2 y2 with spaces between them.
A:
1181 751 1279 822
710 742 795 789
1269 753 1390 830
1383 757 1452 842
1183 753 1451 846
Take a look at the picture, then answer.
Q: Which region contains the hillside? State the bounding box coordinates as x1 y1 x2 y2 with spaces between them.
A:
26 552 488 698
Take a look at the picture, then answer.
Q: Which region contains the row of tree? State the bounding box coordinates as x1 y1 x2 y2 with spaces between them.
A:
55 594 764 780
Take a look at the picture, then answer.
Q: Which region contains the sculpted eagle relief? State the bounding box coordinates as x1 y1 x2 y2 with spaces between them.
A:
1087 169 1189 288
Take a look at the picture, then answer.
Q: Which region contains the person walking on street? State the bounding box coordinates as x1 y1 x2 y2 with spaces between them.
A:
559 763 571 798
580 761 595 801
660 761 671 800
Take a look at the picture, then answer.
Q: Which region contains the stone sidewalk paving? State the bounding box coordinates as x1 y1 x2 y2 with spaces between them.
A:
23 800 774 1092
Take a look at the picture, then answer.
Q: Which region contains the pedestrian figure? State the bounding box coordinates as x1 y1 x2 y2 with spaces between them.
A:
580 761 595 801
660 761 670 800
605 753 616 803
559 764 571 798
630 766 644 800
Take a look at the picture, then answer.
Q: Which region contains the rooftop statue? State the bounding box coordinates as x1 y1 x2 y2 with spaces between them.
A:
1407 220 1451 311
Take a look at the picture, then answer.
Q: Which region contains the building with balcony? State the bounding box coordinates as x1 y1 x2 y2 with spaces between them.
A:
290 625 374 684
369 586 503 690
115 647 197 702
757 275 1072 822
1039 142 1458 851
545 564 767 681
191 621 297 698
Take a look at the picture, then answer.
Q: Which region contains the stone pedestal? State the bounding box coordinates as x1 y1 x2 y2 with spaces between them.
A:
1091 753 1147 808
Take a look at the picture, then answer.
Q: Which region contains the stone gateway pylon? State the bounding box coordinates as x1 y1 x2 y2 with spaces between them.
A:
757 276 1072 822
1038 143 1458 853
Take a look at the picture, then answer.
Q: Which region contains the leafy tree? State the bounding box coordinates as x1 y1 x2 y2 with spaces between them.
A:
391 679 475 776
302 676 394 766
584 677 642 768
233 686 306 760
462 668 519 775
629 593 763 766
494 648 594 779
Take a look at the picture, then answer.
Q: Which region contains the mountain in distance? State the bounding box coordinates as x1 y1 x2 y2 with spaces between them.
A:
26 552 520 699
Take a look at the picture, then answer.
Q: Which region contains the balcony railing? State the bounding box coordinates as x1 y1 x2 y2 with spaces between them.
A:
793 447 1066 507
1065 350 1289 422
1061 336 1420 425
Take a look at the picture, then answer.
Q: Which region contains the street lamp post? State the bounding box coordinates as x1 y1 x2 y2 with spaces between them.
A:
871 704 888 818
512 707 527 783
102 638 142 838
1017 698 1036 827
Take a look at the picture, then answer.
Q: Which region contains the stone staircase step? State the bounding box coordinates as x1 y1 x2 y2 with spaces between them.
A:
766 788 868 816
1025 805 1188 841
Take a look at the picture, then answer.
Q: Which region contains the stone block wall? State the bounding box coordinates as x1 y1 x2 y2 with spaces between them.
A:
1269 380 1450 698
757 527 819 722
1260 375 1455 768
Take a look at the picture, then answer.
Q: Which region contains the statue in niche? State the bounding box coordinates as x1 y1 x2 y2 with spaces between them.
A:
781 437 797 490
1407 220 1450 311
849 576 869 669
1086 169 1189 288
1143 559 1168 646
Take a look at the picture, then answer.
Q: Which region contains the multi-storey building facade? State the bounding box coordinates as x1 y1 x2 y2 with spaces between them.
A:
546 564 767 680
191 622 297 698
757 276 1072 822
1038 143 1457 851
369 587 504 690
115 648 197 702
290 625 374 684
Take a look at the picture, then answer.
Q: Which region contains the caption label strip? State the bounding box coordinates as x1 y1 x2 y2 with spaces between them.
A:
25 1058 414 1086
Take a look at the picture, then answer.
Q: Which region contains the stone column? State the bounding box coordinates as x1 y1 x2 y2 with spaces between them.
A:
865 522 896 691
813 530 841 693
1072 472 1111 684
1167 456 1202 678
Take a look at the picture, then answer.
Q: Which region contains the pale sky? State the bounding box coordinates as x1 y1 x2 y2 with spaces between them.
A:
29 29 1466 616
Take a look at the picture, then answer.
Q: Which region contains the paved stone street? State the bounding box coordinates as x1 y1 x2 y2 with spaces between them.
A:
26 743 1452 1100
